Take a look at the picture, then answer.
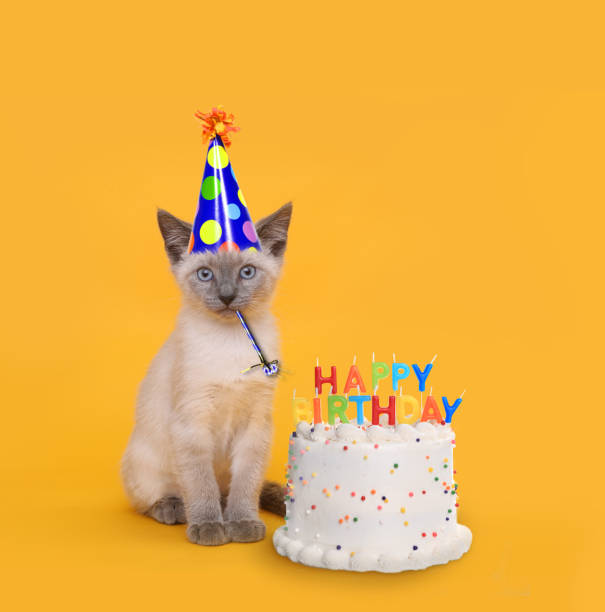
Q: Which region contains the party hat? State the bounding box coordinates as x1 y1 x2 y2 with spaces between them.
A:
188 107 261 254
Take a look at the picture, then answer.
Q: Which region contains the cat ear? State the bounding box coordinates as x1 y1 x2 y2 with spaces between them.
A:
255 202 293 258
157 209 192 265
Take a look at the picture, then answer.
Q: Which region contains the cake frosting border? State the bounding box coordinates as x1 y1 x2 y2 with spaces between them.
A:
273 523 472 573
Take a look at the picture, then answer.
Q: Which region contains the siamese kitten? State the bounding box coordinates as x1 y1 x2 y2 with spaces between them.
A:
121 202 292 546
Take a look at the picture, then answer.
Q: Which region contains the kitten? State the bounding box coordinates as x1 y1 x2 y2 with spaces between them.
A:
121 202 292 546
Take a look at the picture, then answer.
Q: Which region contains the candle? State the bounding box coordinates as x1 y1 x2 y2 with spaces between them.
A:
442 393 463 423
372 361 390 390
396 394 421 425
315 365 337 395
420 394 443 422
343 364 367 394
392 362 411 391
313 397 322 423
349 394 371 425
292 397 312 426
412 363 433 392
372 395 396 426
327 395 350 425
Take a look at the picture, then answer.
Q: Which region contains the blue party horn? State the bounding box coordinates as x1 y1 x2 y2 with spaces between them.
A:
236 310 279 376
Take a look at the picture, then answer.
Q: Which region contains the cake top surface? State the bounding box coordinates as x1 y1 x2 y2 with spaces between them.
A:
294 420 455 445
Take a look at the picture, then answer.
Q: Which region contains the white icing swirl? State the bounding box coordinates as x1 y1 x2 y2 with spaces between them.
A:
293 421 454 444
273 525 472 573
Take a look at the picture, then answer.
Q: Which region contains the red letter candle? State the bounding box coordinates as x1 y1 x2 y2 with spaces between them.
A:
315 366 337 394
371 395 396 425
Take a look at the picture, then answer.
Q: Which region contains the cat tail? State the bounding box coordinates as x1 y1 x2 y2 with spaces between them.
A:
259 481 286 517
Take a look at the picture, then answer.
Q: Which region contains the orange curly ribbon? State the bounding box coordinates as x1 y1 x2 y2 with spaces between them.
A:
194 106 240 147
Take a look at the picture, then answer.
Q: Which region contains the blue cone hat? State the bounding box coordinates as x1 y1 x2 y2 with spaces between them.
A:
189 111 261 254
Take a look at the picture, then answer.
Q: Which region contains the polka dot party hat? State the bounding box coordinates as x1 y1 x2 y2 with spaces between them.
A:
188 107 261 254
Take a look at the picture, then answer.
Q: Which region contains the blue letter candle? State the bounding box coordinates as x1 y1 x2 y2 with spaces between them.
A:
412 363 433 392
442 396 462 423
349 395 371 425
392 362 411 391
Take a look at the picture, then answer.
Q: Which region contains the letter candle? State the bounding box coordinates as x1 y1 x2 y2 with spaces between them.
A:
299 356 464 429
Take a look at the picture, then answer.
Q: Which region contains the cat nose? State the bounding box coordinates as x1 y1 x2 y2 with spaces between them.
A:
219 293 236 306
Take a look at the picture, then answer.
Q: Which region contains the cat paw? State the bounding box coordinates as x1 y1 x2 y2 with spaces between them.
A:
224 519 266 543
187 521 229 546
146 496 186 525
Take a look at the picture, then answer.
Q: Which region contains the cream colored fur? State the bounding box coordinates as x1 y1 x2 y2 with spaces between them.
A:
121 205 291 545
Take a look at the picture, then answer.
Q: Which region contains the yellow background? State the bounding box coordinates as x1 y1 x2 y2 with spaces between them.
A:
1 1 603 610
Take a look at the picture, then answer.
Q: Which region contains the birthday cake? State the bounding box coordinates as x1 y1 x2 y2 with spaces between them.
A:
272 359 472 572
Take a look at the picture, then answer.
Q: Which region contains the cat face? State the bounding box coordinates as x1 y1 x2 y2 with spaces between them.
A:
157 203 292 319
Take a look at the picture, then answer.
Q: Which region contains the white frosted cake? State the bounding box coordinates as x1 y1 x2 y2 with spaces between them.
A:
273 420 472 572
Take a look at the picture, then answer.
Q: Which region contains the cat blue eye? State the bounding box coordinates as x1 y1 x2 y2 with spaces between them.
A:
240 265 256 279
197 267 213 282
